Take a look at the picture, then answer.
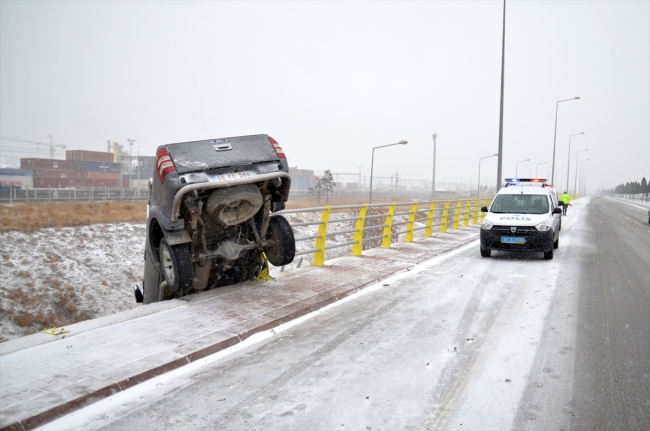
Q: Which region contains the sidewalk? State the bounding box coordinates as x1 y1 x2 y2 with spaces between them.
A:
0 227 479 431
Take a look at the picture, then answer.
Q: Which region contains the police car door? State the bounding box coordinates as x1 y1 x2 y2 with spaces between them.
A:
549 195 561 231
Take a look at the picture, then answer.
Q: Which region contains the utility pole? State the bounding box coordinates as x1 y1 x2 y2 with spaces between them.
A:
496 0 506 191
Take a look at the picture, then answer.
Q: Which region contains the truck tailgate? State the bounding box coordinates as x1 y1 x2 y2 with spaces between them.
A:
166 134 279 174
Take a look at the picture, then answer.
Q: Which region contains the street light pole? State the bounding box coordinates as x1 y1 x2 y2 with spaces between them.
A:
566 132 584 191
551 96 580 184
536 162 547 177
578 159 590 197
496 0 507 191
516 159 530 178
431 134 437 199
581 169 591 196
573 151 588 196
478 153 498 198
369 140 408 204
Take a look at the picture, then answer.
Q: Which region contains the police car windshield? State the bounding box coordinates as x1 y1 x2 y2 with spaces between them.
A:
491 194 549 214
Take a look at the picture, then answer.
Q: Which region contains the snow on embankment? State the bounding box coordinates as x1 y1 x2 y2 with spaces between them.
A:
0 224 144 341
0 209 421 341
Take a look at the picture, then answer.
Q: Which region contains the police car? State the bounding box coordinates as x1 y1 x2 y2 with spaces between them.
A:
480 178 562 259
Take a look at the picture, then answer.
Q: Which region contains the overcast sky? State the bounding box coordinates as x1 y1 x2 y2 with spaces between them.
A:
1 1 648 192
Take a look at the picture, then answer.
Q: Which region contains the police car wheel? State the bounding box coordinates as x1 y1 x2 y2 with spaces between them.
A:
543 247 554 260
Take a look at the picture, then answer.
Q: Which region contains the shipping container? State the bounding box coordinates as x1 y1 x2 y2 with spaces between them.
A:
33 169 84 179
78 161 120 173
85 178 130 188
0 168 34 177
130 179 149 189
0 175 34 190
66 150 114 163
33 177 86 188
20 158 77 171
122 172 153 180
82 171 119 180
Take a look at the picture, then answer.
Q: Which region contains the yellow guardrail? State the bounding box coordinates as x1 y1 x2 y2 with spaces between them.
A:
275 197 493 267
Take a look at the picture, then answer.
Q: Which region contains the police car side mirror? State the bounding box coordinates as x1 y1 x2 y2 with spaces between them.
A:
481 206 488 213
553 207 562 214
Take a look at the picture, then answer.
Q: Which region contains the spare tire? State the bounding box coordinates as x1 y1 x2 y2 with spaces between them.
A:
264 215 295 266
206 185 263 226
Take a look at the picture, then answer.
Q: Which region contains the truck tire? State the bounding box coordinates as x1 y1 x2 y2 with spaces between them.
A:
159 238 193 293
206 185 263 226
264 215 295 266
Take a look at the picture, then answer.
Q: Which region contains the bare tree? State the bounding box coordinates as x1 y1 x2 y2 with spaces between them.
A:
309 169 336 204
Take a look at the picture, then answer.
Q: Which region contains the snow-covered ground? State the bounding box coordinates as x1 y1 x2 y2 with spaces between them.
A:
0 209 424 341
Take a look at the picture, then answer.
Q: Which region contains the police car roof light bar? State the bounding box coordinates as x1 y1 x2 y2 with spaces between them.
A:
504 178 547 183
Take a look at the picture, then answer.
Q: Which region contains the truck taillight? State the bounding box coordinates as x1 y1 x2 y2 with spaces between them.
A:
156 147 176 183
268 136 286 159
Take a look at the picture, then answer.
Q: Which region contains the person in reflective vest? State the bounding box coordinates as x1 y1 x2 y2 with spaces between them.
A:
560 192 570 215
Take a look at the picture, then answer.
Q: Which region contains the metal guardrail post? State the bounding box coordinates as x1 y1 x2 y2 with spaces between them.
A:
463 200 472 227
425 200 437 236
472 199 480 224
382 203 397 248
441 200 451 233
453 200 462 230
405 201 419 242
313 205 331 266
352 204 368 256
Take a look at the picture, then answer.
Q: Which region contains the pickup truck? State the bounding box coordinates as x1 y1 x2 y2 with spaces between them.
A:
136 134 295 304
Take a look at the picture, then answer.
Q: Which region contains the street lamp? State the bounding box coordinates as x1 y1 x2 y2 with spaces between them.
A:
573 149 588 196
578 159 590 197
580 170 591 196
516 159 530 178
478 153 498 198
573 154 589 196
548 164 558 180
369 140 408 204
566 132 584 191
551 96 580 184
536 162 547 177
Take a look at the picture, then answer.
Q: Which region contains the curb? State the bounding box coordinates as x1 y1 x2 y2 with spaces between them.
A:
1 231 479 431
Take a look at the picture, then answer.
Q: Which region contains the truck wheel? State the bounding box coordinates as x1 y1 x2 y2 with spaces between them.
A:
206 185 263 226
264 215 295 266
159 238 193 293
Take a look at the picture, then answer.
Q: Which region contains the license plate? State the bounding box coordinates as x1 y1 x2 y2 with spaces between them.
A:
501 236 526 244
210 171 254 182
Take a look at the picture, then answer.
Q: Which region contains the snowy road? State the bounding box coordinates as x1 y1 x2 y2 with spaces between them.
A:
40 197 650 431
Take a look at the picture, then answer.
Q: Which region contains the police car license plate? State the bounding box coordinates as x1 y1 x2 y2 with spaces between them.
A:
501 236 526 244
210 171 254 182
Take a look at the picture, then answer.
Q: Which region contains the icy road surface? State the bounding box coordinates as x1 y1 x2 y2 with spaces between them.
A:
41 197 650 431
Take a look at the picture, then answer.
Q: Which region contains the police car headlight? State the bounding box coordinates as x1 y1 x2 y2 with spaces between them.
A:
535 221 552 232
481 221 493 230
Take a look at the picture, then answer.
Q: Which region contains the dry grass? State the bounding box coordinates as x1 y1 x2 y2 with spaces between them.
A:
0 201 148 233
3 280 97 330
0 197 398 233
